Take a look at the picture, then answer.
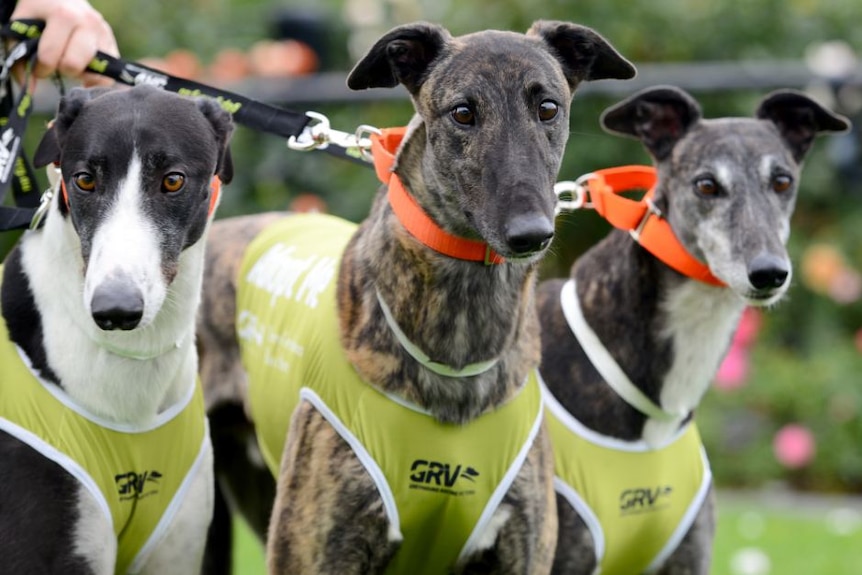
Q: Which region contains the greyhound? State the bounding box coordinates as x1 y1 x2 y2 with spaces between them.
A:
197 20 635 575
0 85 233 574
537 86 849 574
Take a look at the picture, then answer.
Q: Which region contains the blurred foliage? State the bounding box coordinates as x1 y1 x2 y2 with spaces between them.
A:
699 338 862 493
5 1 861 491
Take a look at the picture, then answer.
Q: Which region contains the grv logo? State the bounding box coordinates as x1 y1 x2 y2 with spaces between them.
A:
619 485 673 515
409 460 480 496
115 470 163 501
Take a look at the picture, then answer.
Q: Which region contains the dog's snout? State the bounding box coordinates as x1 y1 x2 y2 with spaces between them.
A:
91 281 145 331
748 253 789 290
505 214 554 255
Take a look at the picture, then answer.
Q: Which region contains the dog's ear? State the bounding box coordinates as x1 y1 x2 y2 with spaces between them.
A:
33 124 60 168
527 20 636 89
196 97 235 184
756 90 851 163
33 86 99 167
600 85 702 161
346 21 450 94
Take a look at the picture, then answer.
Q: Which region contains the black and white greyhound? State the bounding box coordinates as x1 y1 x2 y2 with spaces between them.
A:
0 85 232 574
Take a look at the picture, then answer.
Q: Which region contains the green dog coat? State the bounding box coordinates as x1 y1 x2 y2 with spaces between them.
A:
237 213 544 575
542 381 711 574
0 295 209 574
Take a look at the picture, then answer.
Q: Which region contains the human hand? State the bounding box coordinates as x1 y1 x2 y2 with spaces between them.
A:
10 0 118 86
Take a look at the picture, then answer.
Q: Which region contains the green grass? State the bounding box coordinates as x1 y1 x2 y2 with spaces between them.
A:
712 494 862 575
232 518 265 575
230 492 862 574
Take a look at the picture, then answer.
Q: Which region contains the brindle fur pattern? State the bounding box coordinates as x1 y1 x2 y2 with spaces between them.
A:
198 20 634 575
537 86 849 574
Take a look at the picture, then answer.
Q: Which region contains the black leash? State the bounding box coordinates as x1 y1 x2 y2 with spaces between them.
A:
0 21 44 230
0 19 373 231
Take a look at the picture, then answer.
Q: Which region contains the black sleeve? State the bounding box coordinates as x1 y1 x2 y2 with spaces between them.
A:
0 0 17 24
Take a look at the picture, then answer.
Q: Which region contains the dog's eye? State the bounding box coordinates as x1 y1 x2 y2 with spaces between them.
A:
451 105 475 126
162 173 185 193
694 177 719 196
772 174 793 193
538 100 558 122
74 173 96 192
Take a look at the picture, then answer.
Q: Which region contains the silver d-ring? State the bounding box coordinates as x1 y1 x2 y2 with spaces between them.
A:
554 180 587 214
354 124 382 163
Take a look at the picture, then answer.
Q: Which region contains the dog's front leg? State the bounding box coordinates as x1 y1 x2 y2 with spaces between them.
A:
457 426 557 575
266 401 399 574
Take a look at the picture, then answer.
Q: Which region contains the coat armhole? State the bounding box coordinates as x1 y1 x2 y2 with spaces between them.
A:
299 387 403 542
644 447 713 573
554 475 605 572
0 417 114 531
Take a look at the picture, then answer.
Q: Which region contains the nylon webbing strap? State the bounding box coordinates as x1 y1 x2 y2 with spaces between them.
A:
0 20 45 229
86 50 311 141
85 47 372 167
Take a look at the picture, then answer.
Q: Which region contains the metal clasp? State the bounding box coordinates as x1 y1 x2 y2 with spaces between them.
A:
287 111 380 163
554 172 595 215
30 164 62 230
629 197 662 242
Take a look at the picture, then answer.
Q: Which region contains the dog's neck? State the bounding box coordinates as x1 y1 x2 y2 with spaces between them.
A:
337 122 541 425
546 231 744 446
3 200 202 426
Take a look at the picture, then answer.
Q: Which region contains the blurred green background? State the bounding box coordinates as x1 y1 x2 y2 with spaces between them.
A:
5 0 862 572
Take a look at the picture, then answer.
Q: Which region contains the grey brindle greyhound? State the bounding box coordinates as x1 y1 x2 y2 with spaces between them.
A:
198 20 634 575
537 86 849 574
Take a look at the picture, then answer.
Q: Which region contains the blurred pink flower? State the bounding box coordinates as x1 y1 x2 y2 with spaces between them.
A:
855 328 862 354
715 347 749 390
734 308 763 348
714 308 762 390
773 424 816 469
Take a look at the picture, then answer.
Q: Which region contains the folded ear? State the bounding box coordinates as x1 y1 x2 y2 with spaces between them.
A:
527 20 636 89
756 90 851 163
346 21 451 94
195 97 235 184
600 85 702 161
33 86 105 167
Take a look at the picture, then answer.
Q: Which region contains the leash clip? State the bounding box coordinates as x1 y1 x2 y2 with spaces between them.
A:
30 164 62 230
554 172 595 215
29 187 54 230
629 197 662 243
287 111 379 163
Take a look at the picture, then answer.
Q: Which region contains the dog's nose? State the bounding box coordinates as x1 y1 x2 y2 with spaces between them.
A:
748 253 789 290
505 214 554 255
91 282 145 331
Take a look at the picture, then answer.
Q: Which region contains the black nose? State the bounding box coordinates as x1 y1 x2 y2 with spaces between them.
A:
505 214 554 255
748 253 789 290
91 281 144 331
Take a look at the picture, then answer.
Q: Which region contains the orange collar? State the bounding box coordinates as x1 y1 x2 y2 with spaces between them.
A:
583 165 725 287
60 174 221 217
370 127 505 265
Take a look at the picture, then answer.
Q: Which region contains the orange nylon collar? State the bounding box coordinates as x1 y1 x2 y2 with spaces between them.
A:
59 175 221 218
370 127 505 265
584 165 725 287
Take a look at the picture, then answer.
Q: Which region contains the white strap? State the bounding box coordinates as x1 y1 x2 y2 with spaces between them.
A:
375 289 499 378
560 280 678 422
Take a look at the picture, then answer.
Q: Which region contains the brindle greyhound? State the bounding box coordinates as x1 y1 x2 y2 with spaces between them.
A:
537 86 849 574
197 20 634 575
